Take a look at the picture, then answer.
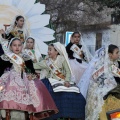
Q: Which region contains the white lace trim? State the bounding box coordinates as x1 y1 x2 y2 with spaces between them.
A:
0 70 40 107
1 53 31 62
85 46 118 120
0 55 10 61
86 78 117 120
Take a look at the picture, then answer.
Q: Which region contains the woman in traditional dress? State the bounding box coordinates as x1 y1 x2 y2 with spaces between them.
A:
0 15 29 42
0 15 29 55
24 37 47 79
66 31 94 100
0 37 58 120
86 44 120 120
24 37 42 62
34 42 86 120
66 32 90 84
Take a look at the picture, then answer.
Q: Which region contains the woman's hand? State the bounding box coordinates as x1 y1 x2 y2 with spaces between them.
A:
27 74 32 80
33 59 37 63
64 81 70 87
79 51 84 58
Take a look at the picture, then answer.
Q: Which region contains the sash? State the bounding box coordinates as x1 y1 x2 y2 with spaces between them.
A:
70 44 82 59
92 66 104 80
111 65 120 77
49 78 80 93
45 58 65 80
92 64 120 80
1 41 9 53
6 52 25 68
25 49 35 61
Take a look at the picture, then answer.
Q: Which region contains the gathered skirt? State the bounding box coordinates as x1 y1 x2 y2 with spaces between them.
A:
41 78 86 119
0 70 58 119
69 59 87 84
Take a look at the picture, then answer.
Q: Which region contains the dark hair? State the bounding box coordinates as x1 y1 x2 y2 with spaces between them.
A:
48 43 60 55
27 37 35 43
15 15 24 25
10 38 21 46
49 43 56 50
71 32 81 37
108 44 118 54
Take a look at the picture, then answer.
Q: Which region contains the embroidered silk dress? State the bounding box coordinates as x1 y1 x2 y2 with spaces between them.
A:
0 54 58 120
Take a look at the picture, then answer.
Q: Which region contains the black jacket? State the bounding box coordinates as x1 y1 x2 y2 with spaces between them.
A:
66 42 85 63
0 57 35 77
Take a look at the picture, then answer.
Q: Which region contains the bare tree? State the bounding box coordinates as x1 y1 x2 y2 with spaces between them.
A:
38 0 111 35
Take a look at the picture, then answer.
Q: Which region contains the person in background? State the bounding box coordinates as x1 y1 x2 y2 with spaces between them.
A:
0 15 29 55
24 37 47 79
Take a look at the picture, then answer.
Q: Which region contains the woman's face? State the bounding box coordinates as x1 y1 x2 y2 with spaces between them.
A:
72 33 81 44
109 48 119 61
16 17 24 28
10 40 23 54
48 46 58 59
26 38 34 49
